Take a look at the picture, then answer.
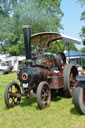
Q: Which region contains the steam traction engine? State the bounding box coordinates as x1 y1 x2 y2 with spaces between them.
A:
4 25 79 109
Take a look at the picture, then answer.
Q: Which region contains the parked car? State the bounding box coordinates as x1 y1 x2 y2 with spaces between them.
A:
0 61 13 74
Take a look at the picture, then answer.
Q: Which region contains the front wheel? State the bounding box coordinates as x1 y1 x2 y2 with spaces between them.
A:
37 81 51 109
73 81 85 114
4 81 21 108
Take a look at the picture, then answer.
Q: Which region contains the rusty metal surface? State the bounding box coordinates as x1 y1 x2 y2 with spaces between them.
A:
31 32 61 47
17 28 79 94
49 76 64 89
31 32 81 47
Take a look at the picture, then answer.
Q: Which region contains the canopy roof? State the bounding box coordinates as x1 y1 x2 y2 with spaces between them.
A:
31 32 81 46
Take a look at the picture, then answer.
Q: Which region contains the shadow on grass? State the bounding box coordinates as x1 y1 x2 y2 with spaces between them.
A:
70 107 81 115
19 88 67 108
51 91 67 102
4 92 68 110
20 97 36 107
51 96 62 102
20 97 41 110
20 95 65 109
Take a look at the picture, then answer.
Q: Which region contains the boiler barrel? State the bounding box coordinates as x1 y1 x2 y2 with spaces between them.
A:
18 67 42 84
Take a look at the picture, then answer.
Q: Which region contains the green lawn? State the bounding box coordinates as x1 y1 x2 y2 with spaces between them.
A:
0 73 85 128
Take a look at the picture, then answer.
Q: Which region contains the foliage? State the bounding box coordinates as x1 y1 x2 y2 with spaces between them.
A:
0 73 85 128
46 41 64 53
46 41 78 53
80 26 85 39
7 34 25 56
79 46 85 53
81 11 85 21
77 0 85 40
0 0 63 55
65 42 78 51
77 0 85 7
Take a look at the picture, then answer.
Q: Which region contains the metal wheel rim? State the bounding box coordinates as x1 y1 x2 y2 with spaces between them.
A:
8 85 21 107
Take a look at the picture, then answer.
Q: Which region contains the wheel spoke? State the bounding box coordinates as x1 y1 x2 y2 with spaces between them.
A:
8 91 12 97
69 76 73 81
41 89 45 94
41 94 45 100
12 97 17 105
69 72 77 93
41 88 49 106
11 98 15 105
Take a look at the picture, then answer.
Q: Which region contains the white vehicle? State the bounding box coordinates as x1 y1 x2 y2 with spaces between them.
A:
0 61 13 74
1 55 25 72
12 56 25 72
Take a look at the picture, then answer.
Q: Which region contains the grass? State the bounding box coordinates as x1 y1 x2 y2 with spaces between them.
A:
0 73 85 128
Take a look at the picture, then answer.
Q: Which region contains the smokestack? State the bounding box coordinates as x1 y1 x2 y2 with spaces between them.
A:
23 25 31 60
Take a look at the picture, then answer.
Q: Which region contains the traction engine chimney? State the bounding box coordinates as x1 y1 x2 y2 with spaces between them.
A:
23 25 31 66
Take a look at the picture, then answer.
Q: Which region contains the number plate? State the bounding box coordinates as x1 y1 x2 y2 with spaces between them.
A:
23 83 28 88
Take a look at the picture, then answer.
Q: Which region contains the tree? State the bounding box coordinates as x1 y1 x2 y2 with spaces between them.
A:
0 0 64 55
77 0 85 40
77 0 85 6
46 41 78 53
79 47 85 53
77 0 85 54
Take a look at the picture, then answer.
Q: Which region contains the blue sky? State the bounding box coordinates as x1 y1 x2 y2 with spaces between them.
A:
60 0 85 49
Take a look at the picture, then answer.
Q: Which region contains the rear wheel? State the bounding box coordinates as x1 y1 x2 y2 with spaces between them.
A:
63 64 78 97
37 81 51 109
4 81 21 108
73 81 85 114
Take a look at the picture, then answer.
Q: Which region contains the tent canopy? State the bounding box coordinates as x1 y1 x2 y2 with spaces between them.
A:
65 51 85 57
